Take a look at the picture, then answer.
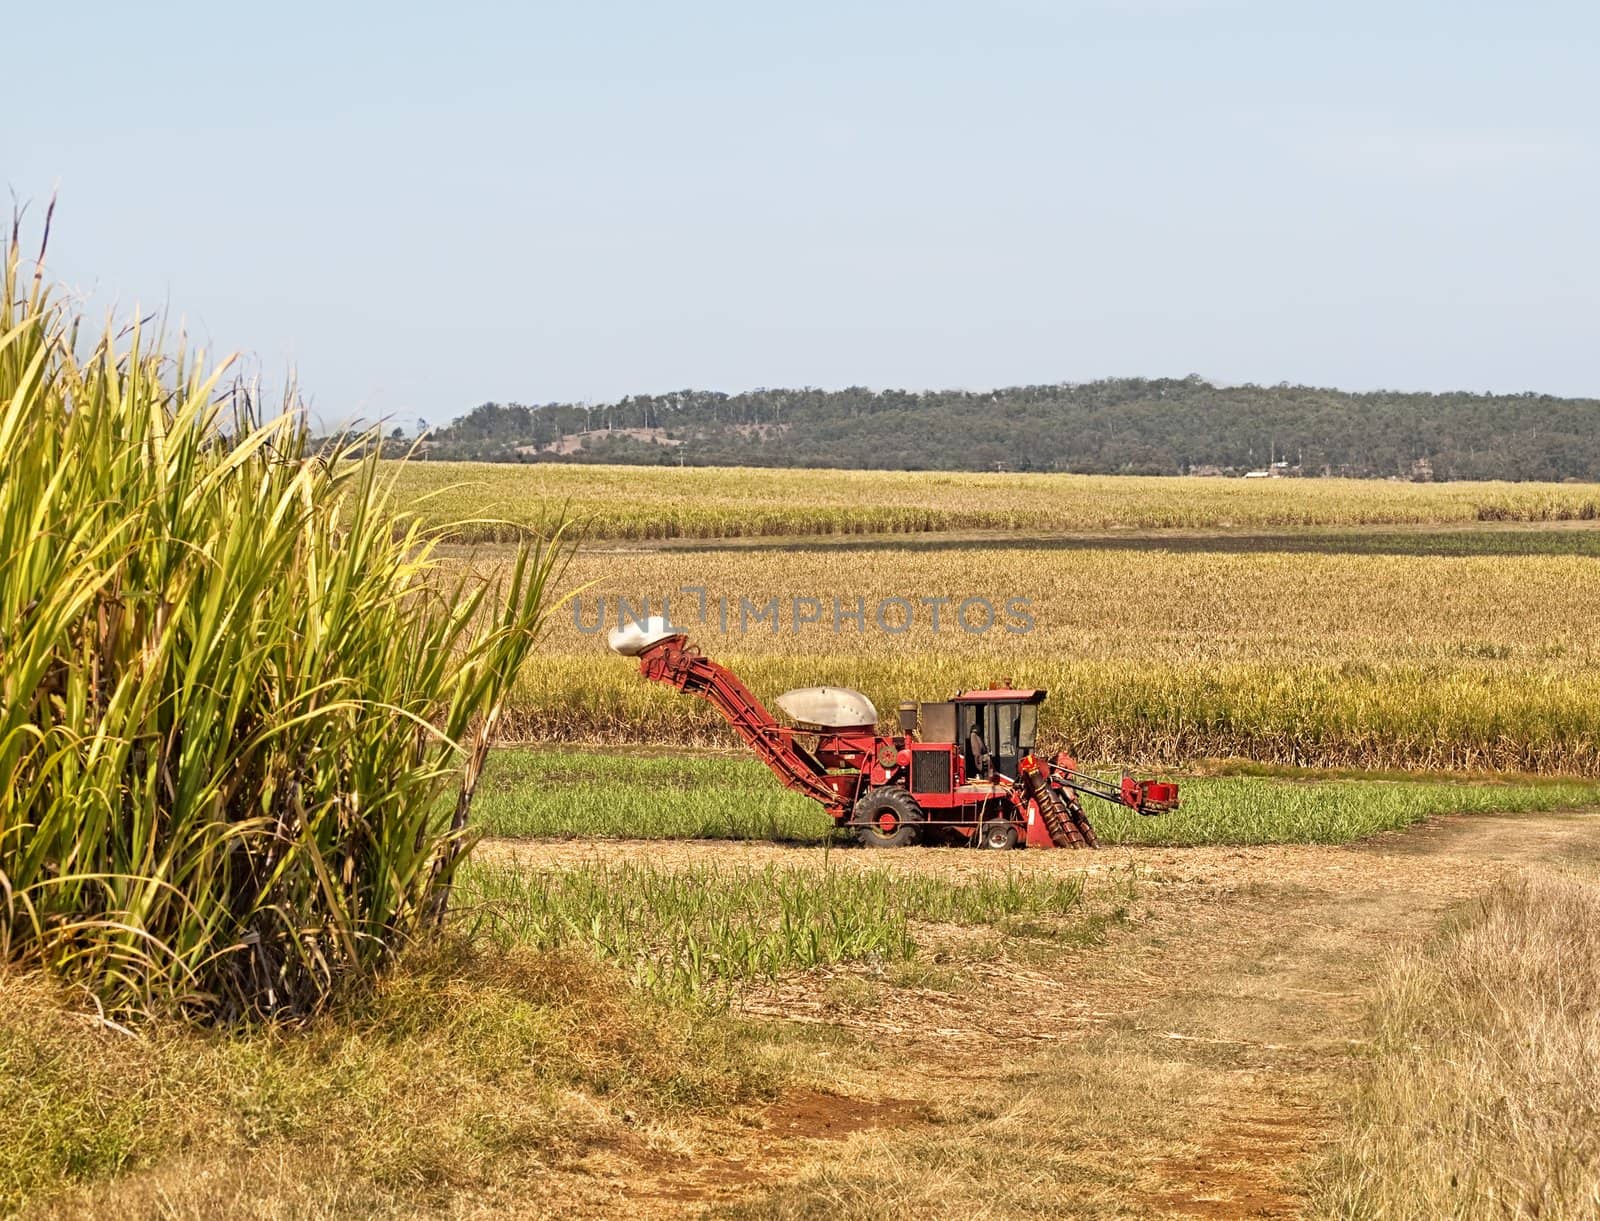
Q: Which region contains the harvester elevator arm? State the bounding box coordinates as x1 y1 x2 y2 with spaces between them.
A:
630 635 844 810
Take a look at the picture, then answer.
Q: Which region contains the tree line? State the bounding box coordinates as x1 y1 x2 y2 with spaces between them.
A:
398 377 1600 480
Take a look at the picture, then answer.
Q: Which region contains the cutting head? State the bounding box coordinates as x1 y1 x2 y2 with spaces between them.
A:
606 615 686 657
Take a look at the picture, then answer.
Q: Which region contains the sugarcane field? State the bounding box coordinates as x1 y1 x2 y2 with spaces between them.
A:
9 8 1600 1218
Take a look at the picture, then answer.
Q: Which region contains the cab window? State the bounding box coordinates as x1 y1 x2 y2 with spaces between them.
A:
996 704 1016 760
1018 704 1037 752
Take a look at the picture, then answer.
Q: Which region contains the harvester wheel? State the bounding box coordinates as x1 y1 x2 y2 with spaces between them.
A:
979 820 1019 850
853 788 924 848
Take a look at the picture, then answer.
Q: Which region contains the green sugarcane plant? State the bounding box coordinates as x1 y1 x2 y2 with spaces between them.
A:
0 215 572 1020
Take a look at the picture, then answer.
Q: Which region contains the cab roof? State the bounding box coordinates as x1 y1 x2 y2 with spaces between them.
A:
952 688 1046 704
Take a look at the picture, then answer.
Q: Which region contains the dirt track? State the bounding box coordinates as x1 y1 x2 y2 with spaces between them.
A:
481 810 1600 1218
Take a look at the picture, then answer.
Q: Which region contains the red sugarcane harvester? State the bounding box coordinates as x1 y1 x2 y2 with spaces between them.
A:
609 618 1178 849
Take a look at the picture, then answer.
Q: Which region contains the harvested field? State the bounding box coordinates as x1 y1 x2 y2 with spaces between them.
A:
393 462 1600 542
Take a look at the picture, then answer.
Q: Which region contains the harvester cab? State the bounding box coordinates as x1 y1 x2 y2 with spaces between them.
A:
606 617 1178 849
951 689 1043 780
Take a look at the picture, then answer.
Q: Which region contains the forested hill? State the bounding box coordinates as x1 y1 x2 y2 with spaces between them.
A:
412 378 1600 480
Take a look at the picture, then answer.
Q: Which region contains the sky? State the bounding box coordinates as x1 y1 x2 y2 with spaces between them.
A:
9 0 1598 429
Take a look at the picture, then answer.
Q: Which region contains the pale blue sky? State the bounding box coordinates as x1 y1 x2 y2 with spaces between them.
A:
10 1 1597 427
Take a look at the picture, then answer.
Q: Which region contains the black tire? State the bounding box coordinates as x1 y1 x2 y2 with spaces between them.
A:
853 788 924 848
979 819 1019 851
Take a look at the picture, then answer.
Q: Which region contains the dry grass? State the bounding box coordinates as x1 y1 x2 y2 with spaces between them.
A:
539 542 1600 667
14 802 1599 1216
438 539 1600 772
713 1043 1199 1220
0 947 795 1218
1312 871 1600 1219
395 462 1600 541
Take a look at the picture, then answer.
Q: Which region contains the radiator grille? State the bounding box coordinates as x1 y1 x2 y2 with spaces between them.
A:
911 751 952 794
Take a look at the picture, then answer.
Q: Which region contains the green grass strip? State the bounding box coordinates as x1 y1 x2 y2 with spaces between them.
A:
457 860 1084 1001
473 750 1600 847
